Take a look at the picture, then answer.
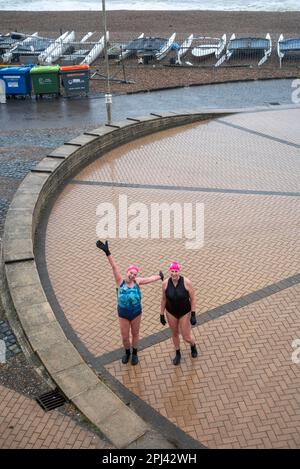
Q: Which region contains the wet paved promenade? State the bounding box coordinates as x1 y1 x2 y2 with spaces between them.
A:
0 79 299 448
0 79 296 133
36 107 300 448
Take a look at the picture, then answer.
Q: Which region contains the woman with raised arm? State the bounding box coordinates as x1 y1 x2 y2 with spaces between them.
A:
96 240 164 366
160 261 198 366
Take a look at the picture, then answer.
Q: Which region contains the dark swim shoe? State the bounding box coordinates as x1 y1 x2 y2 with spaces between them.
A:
122 354 130 364
131 354 139 366
122 349 131 364
173 350 181 366
191 344 198 358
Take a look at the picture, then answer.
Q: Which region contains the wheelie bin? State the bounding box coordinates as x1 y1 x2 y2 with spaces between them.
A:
60 65 89 97
0 66 32 98
30 65 60 98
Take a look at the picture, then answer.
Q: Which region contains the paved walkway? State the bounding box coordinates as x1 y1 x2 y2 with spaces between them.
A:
36 107 300 448
0 79 296 132
0 384 112 449
0 80 299 449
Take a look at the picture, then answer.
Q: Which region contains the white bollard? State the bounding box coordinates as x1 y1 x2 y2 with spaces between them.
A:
0 79 6 104
0 339 6 364
105 93 112 125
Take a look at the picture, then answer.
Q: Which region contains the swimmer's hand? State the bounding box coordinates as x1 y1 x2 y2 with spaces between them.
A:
96 240 111 256
160 314 166 326
190 311 197 326
159 271 164 281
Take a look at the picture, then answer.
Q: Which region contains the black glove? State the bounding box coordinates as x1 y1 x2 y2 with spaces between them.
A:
190 311 197 326
96 240 111 256
160 314 166 326
159 271 164 281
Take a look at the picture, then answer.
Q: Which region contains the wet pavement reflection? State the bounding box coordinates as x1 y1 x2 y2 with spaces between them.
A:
0 79 296 131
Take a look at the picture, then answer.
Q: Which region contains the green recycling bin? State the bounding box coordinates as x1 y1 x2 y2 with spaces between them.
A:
30 65 60 98
60 65 89 97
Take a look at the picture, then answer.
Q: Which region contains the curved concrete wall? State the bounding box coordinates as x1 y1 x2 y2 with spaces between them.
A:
1 110 232 448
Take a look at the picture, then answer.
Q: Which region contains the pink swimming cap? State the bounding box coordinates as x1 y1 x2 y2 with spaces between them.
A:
168 261 181 272
126 264 141 273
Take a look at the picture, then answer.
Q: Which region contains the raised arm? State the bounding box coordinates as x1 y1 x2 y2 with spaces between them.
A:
136 271 164 286
96 240 122 286
107 254 122 286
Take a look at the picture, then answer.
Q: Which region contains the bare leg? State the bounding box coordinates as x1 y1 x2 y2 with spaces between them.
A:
179 313 198 358
130 314 142 349
179 313 195 345
166 312 180 350
130 314 142 366
119 317 131 349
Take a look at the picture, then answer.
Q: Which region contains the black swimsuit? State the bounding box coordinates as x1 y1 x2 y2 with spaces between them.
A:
165 276 191 319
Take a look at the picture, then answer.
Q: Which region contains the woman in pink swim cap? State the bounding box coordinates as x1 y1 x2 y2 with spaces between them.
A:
96 239 164 366
160 261 198 365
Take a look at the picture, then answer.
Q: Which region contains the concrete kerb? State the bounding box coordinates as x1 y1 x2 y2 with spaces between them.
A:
1 109 238 448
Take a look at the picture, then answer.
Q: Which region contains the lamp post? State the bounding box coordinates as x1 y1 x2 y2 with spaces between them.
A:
102 0 112 124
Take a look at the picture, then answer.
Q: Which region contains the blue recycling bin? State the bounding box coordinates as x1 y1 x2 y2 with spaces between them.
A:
0 66 32 97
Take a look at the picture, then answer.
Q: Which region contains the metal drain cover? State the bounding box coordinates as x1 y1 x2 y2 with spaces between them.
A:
36 389 67 411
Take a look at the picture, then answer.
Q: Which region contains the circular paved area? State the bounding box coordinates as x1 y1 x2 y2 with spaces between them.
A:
37 107 300 448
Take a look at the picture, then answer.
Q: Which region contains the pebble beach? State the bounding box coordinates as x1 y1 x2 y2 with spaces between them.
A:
1 10 300 93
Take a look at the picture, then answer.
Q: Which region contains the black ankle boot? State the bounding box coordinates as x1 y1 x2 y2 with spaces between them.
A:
131 348 139 366
122 348 131 364
191 343 198 358
173 349 181 366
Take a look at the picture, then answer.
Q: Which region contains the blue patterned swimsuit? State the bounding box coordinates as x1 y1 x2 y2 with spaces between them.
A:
117 280 142 321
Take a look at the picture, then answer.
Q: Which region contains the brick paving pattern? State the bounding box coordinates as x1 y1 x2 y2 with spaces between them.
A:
0 106 289 449
0 384 112 449
45 111 300 354
0 126 115 449
41 108 300 448
219 108 300 146
74 118 300 192
46 185 299 356
106 284 300 448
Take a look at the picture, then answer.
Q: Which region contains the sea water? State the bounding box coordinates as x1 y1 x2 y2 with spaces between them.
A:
0 0 299 12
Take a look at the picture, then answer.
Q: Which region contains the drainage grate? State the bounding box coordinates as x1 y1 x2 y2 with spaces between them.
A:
36 389 67 411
